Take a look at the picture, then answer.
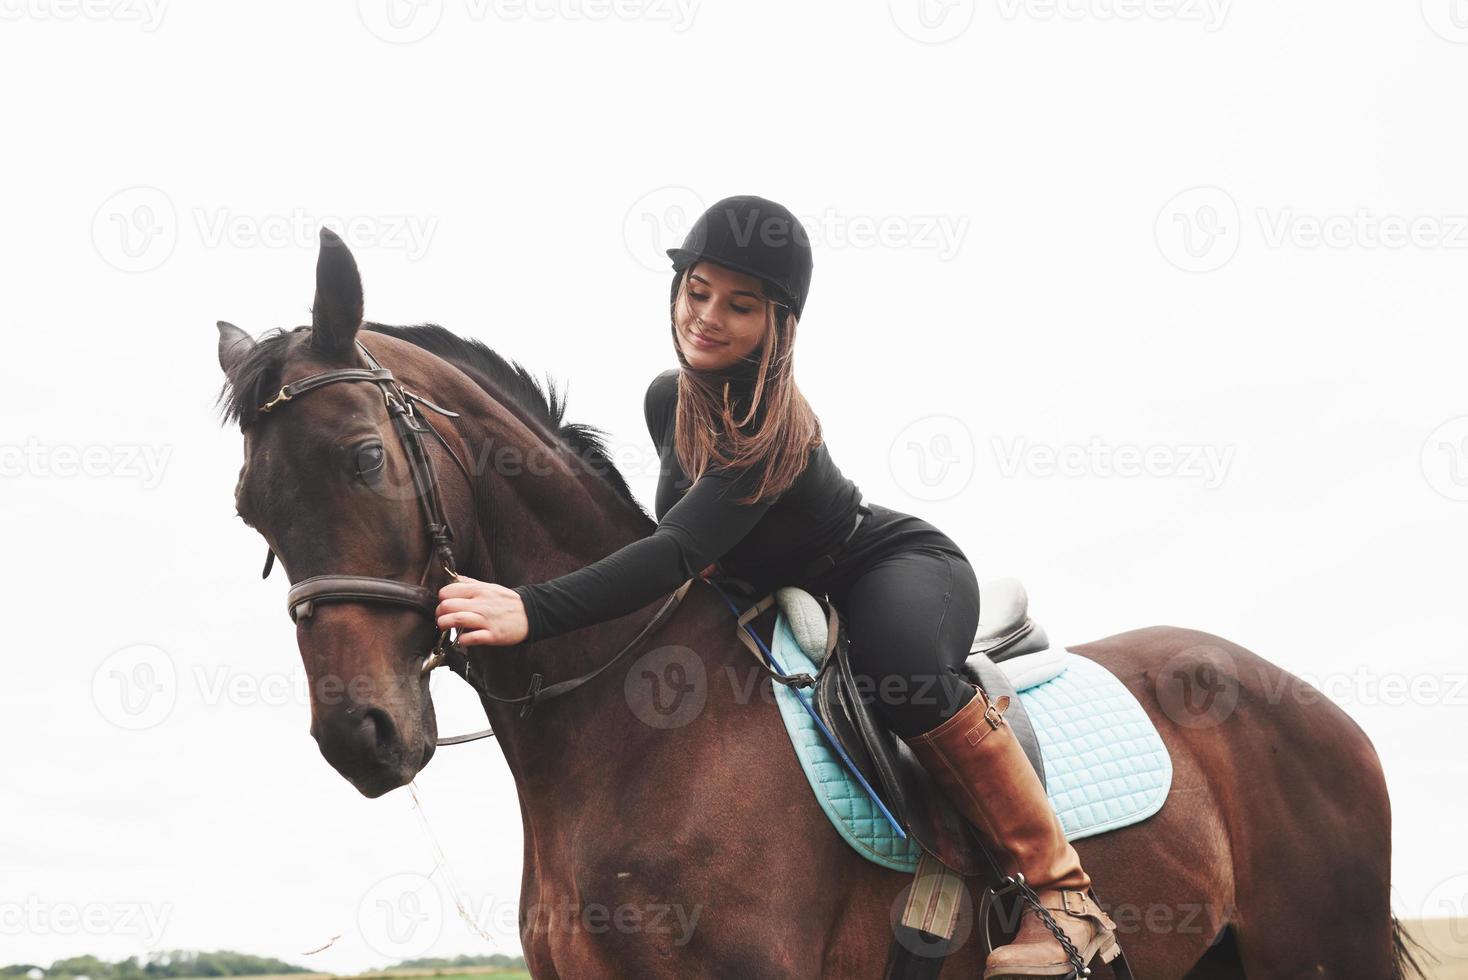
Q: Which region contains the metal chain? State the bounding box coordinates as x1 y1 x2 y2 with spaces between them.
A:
992 873 1089 978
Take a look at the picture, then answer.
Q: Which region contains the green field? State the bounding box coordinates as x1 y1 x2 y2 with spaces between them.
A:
356 927 1466 979
216 971 529 980
244 973 529 980
200 927 1468 980
357 974 529 980
317 973 529 980
65 927 1465 980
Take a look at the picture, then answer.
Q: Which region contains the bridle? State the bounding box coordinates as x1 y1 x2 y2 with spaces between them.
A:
255 338 473 679
247 336 694 744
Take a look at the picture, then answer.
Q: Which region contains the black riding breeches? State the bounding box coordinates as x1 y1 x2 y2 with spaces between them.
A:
805 503 982 740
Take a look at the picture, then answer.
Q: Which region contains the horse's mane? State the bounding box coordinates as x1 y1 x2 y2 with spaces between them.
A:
215 322 653 526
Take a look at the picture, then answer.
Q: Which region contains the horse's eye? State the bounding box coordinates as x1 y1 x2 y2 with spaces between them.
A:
355 444 385 476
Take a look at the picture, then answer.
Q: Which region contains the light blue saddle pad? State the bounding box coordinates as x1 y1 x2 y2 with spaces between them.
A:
770 614 1173 874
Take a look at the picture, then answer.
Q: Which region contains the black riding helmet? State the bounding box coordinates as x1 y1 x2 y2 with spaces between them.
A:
667 195 814 321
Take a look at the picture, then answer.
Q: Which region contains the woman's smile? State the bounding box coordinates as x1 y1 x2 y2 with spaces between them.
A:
687 326 728 349
673 261 771 370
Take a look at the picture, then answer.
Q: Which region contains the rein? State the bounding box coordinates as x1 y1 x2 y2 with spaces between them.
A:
440 577 697 731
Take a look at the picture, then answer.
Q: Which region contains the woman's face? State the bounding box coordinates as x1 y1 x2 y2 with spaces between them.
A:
674 261 772 371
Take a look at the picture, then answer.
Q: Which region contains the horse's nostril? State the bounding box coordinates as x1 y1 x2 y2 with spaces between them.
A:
314 705 404 775
359 708 397 759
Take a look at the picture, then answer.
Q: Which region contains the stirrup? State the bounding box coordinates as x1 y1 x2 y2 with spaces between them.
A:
980 874 1091 978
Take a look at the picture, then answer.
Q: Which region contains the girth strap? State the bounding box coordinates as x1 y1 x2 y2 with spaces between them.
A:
730 591 837 689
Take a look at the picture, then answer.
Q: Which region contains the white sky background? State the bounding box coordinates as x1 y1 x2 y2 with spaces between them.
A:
3 0 1467 972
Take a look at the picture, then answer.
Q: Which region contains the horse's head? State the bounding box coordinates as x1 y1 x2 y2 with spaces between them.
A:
216 229 478 797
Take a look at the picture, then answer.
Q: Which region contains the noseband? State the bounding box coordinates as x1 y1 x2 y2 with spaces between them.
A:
254 338 474 677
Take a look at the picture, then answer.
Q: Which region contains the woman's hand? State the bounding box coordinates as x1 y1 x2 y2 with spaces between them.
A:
436 575 529 646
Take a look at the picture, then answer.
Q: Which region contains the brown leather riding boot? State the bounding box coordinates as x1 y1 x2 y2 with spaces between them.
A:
901 684 1119 979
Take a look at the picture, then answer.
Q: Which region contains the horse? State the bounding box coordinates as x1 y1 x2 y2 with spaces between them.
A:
215 229 1422 979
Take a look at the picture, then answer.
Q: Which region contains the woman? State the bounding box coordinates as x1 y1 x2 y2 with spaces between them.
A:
435 195 1116 978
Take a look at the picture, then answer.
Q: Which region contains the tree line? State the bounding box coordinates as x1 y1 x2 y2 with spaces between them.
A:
1 951 529 979
1 951 309 979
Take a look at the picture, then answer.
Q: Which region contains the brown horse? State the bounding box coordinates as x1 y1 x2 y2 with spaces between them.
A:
216 230 1422 979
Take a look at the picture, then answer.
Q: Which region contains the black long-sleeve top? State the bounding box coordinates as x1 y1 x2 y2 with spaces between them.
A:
510 365 864 643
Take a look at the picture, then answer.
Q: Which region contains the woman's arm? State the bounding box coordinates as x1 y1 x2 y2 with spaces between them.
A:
508 458 775 643
440 368 766 647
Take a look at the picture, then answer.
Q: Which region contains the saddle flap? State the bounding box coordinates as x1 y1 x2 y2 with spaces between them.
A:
963 654 1046 788
813 665 883 802
811 599 990 878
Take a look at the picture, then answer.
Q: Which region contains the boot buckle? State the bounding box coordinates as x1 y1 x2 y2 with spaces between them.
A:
983 693 1010 730
1060 890 1090 917
964 693 1011 746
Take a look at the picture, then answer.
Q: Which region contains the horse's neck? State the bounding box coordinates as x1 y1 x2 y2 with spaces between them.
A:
470 589 737 829
450 399 651 591
445 396 676 782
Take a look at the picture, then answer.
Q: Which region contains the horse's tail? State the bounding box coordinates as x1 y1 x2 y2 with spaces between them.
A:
1391 915 1433 980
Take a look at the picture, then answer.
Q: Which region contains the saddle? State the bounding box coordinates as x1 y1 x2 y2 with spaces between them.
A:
777 578 1051 878
726 577 1144 980
968 577 1051 663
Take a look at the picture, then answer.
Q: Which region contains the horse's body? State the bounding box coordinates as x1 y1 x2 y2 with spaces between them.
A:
217 231 1413 979
483 591 1398 978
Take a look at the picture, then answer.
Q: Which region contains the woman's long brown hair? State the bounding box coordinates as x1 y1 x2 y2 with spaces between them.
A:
668 264 823 505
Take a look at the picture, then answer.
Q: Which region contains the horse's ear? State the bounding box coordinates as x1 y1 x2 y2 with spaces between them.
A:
310 227 363 356
217 320 255 375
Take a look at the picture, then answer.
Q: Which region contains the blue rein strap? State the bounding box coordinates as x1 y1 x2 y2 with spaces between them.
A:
705 579 907 840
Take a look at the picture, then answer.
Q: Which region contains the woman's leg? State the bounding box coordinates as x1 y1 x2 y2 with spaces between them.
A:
828 533 1118 978
834 546 982 739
